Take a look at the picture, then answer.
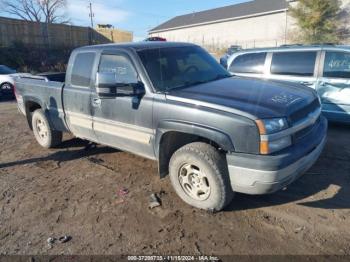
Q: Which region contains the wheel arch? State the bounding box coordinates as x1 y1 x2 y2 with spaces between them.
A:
155 121 235 178
24 97 45 130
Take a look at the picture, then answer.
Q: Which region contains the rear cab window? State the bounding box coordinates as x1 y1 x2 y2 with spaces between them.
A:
71 52 96 87
270 51 317 76
323 51 350 79
229 52 267 74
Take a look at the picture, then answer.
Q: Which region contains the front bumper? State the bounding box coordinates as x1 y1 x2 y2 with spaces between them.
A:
226 116 327 195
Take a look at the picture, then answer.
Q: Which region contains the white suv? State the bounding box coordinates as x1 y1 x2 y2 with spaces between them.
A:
227 45 350 124
0 65 16 98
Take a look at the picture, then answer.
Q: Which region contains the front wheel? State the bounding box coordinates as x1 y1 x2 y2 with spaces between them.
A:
32 109 62 148
169 142 234 211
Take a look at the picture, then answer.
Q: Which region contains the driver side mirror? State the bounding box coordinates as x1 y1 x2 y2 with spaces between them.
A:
96 72 145 98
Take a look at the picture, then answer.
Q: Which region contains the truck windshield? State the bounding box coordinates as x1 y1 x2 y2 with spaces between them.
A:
138 46 231 92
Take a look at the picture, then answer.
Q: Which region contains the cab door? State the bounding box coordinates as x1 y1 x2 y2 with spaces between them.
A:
317 50 350 122
91 51 155 159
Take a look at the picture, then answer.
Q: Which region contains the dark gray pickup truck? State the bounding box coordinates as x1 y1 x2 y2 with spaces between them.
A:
14 42 327 211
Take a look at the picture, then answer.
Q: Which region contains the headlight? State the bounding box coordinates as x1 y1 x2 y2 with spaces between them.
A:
255 118 288 135
260 136 292 154
255 118 291 154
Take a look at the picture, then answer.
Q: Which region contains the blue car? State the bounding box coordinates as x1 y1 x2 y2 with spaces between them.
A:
227 45 350 124
219 45 241 69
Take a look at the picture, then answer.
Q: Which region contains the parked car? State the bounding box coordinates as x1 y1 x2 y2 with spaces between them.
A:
144 36 167 42
14 42 327 211
0 65 16 98
227 45 350 123
220 45 241 69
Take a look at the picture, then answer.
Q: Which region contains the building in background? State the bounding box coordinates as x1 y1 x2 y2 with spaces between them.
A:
149 0 349 50
95 24 133 43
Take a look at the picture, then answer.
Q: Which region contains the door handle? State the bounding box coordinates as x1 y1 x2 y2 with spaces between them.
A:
92 98 101 107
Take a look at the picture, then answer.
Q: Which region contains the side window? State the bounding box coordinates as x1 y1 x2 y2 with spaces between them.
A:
229 53 267 74
99 54 138 83
271 51 317 76
323 51 350 79
71 52 96 87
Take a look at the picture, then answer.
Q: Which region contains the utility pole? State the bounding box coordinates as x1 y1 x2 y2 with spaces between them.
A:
89 1 94 28
88 1 94 44
284 9 288 44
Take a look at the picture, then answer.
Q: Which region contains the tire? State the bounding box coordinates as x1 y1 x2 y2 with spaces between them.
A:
169 142 234 211
32 109 62 148
0 82 14 98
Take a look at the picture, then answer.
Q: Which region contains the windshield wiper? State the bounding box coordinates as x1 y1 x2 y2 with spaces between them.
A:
211 74 232 81
166 74 232 92
168 80 208 91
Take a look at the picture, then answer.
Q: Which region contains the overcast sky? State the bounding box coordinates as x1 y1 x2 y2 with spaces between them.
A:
67 0 248 41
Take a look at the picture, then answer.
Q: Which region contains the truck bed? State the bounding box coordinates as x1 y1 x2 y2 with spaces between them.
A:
15 74 68 132
36 72 66 82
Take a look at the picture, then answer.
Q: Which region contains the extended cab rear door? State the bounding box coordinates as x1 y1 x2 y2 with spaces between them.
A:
63 51 98 141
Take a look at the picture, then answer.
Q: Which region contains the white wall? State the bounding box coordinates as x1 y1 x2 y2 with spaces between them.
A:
342 0 350 7
150 0 350 49
150 12 295 49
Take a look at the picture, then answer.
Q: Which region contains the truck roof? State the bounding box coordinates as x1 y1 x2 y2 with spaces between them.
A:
76 41 195 52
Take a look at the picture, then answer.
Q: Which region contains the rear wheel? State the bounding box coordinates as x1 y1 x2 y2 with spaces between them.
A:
169 142 234 211
32 109 62 148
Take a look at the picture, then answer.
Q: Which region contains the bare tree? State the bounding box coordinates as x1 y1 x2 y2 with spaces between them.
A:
38 0 69 24
0 0 69 24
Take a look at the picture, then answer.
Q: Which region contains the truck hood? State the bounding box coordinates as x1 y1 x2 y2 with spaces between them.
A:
166 76 318 120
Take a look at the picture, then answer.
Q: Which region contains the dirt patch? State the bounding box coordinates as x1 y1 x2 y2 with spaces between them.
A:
0 100 349 255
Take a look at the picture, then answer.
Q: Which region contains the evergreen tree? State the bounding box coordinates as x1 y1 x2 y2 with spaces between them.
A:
290 0 342 44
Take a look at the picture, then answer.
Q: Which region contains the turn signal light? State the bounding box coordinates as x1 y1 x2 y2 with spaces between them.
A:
255 119 266 135
260 141 269 155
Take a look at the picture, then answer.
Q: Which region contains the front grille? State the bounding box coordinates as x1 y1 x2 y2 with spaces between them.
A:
294 116 321 142
289 99 320 124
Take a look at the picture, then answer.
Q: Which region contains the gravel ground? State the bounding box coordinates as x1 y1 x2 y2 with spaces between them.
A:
0 99 349 256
